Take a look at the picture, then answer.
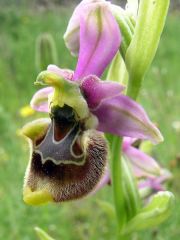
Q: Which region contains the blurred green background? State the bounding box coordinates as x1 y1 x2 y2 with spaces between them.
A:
0 1 179 239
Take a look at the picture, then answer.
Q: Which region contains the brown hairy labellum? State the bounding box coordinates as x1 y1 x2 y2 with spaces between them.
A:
24 105 108 202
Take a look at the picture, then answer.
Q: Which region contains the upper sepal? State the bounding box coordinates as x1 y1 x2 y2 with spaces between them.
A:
30 87 53 113
64 0 109 56
69 0 121 79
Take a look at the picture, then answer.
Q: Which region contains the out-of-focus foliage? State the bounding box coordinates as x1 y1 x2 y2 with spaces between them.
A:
0 0 180 9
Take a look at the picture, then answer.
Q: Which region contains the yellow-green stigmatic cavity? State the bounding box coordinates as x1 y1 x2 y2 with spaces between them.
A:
23 105 108 205
35 71 89 120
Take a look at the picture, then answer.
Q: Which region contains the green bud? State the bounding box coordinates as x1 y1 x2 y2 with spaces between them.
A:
35 33 58 72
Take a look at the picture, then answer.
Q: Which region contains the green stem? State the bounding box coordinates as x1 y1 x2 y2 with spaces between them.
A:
126 74 143 100
111 136 126 231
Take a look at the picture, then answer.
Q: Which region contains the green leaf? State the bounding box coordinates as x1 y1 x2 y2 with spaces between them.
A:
35 227 55 240
122 191 175 234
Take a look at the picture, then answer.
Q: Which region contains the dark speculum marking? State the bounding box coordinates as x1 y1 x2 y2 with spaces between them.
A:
35 105 85 166
25 105 108 202
35 121 85 165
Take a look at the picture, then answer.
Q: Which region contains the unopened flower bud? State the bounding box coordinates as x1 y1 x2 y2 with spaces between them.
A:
35 33 58 72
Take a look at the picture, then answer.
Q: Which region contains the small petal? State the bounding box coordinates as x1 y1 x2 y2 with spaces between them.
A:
80 75 124 108
74 3 121 79
92 95 163 143
35 71 89 119
123 145 161 178
47 64 74 81
151 170 172 191
138 169 172 193
138 178 164 192
30 87 53 112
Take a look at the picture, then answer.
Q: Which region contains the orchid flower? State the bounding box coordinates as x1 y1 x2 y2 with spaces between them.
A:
122 138 162 179
122 138 172 196
21 0 163 205
93 137 172 196
138 171 172 199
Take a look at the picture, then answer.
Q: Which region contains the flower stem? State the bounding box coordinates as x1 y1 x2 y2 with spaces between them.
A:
126 74 143 100
111 136 126 231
